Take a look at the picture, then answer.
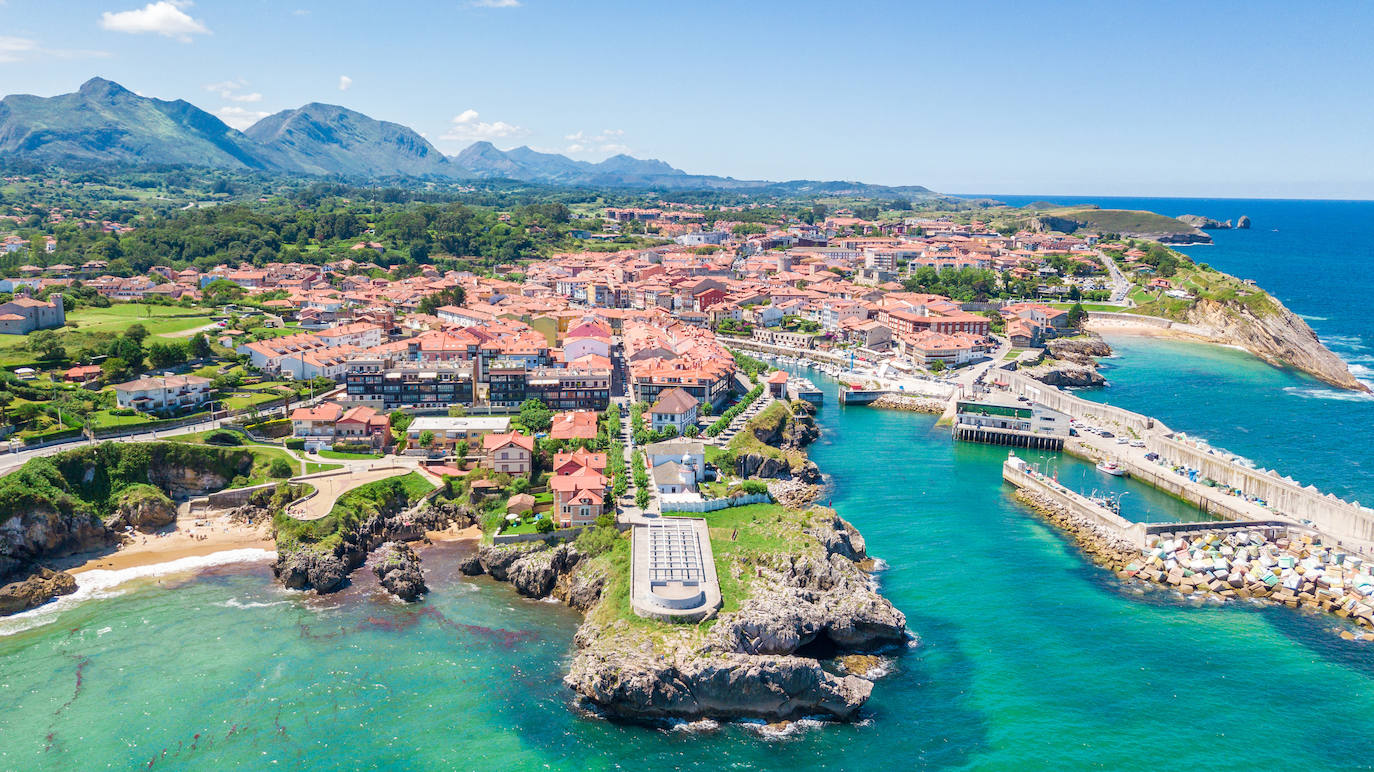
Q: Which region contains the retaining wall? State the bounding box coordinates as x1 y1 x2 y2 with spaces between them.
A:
660 492 770 513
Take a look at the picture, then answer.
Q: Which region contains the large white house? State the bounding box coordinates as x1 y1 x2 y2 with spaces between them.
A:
113 374 213 412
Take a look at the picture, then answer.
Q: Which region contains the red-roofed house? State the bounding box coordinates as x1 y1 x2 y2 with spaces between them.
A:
482 432 534 475
549 410 599 441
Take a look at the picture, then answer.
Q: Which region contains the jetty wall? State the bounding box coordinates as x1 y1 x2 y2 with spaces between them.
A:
1000 371 1374 552
1003 460 1145 546
1001 371 1155 433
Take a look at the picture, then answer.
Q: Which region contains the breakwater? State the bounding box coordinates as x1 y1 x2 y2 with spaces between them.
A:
1005 454 1374 639
998 370 1374 554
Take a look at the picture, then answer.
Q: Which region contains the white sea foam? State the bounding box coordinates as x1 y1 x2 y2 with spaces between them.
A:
666 718 720 733
1282 385 1374 403
1298 314 1329 321
0 548 275 637
1324 334 1368 351
215 597 290 610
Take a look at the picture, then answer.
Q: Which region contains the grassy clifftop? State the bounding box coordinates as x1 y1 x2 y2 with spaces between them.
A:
0 442 253 523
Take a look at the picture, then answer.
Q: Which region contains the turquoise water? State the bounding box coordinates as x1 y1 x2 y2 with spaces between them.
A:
6 197 1374 769
5 369 1374 770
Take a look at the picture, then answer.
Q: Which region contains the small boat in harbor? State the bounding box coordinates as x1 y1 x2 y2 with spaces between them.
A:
1096 460 1127 477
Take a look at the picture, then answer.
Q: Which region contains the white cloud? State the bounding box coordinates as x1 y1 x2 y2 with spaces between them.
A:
100 1 210 42
215 106 270 131
0 35 110 63
441 109 529 144
466 0 521 7
204 79 262 102
291 8 310 15
565 129 630 156
338 75 352 91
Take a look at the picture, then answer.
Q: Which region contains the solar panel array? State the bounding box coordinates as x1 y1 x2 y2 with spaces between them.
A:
647 519 704 584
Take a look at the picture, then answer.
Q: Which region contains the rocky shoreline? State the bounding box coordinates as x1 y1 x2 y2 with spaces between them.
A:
459 395 909 724
1012 489 1374 641
274 498 473 594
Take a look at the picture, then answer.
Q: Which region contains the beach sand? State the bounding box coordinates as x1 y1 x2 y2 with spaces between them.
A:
424 524 481 544
62 514 275 576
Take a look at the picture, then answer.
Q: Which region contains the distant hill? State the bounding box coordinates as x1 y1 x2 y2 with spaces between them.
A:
0 77 936 196
245 103 451 178
0 77 270 169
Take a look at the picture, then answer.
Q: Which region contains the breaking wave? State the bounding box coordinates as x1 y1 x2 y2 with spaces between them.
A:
0 549 275 637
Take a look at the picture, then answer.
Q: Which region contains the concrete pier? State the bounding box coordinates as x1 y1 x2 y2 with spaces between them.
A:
1003 455 1144 546
997 370 1374 557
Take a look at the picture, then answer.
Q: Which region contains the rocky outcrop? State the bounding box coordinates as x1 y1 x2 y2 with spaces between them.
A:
564 508 907 722
1181 296 1368 391
462 542 583 598
1236 215 1252 229
149 465 235 499
1046 336 1112 361
1023 336 1111 388
1178 214 1232 230
735 453 821 483
0 566 77 615
106 486 177 532
1023 361 1106 388
565 651 873 721
273 496 469 593
372 542 426 601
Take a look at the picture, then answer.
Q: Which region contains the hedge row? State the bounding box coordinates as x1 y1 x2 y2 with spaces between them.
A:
705 383 765 437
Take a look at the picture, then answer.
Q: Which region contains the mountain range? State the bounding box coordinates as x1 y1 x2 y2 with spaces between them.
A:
0 78 932 195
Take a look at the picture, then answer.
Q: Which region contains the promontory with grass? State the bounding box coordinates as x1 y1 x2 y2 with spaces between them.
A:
460 398 909 723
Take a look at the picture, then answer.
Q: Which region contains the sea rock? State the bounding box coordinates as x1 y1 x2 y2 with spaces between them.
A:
504 544 583 598
274 549 349 593
273 496 470 593
564 651 873 721
1236 215 1252 229
1177 214 1233 230
0 567 77 615
706 551 906 655
807 515 867 562
554 557 610 612
372 541 426 601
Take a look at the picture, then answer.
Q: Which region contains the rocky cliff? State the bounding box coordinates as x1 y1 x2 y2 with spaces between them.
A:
1178 214 1233 230
732 401 822 484
464 512 907 723
1180 296 1368 391
0 442 255 616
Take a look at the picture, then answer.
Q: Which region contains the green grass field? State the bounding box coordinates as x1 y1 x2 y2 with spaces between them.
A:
65 304 217 337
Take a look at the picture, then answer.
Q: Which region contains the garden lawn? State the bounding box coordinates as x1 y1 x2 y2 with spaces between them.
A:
314 449 383 460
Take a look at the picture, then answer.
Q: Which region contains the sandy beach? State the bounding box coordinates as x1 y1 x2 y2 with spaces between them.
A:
1084 316 1244 350
424 524 482 544
61 513 275 576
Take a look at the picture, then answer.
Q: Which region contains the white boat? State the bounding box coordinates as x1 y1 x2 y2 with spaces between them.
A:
1096 460 1127 477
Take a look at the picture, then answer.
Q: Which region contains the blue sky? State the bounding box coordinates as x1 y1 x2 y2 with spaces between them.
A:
1 0 1372 198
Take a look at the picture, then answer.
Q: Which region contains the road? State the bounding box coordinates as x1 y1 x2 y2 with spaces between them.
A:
0 389 340 477
1095 249 1132 305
